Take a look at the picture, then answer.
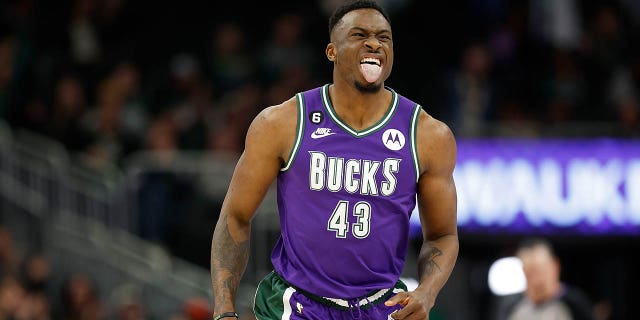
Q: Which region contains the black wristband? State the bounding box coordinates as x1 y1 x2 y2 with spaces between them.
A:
213 311 239 320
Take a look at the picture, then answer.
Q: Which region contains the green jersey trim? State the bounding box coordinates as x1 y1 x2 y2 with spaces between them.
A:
410 104 421 182
281 93 305 172
321 84 399 138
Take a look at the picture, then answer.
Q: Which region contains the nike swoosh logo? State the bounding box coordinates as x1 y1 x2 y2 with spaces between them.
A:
311 132 336 139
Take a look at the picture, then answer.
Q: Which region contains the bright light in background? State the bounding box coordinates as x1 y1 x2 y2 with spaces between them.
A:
488 256 526 296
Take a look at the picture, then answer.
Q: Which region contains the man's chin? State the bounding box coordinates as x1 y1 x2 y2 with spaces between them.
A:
355 80 382 93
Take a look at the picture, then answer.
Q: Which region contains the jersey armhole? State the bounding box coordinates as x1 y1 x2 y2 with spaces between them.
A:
281 93 305 172
410 104 421 182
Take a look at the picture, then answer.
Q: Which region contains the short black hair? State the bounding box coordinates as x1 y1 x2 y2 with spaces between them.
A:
328 0 391 36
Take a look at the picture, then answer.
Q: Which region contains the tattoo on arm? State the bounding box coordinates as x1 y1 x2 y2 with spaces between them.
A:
418 244 443 279
211 214 250 309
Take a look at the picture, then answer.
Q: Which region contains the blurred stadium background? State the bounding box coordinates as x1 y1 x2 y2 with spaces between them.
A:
1 0 639 319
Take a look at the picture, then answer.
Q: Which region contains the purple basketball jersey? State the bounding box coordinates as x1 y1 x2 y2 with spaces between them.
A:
271 84 421 299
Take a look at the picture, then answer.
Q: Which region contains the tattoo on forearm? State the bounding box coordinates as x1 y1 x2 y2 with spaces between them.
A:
211 214 250 308
419 245 443 279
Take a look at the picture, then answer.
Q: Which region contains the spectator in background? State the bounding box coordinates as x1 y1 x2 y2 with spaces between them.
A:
169 63 218 151
59 273 104 320
68 0 102 67
106 61 149 154
173 82 215 151
208 22 255 94
47 74 92 152
108 283 147 320
542 49 587 123
0 230 51 320
165 53 215 151
14 291 51 320
627 51 640 127
495 238 595 320
144 112 178 156
67 0 105 97
0 276 25 319
447 42 495 136
0 1 35 123
168 54 204 106
79 62 147 170
583 5 630 121
178 296 211 320
607 65 639 130
585 6 628 74
264 64 316 107
0 22 41 135
79 77 127 171
0 226 19 278
207 83 262 154
0 24 15 119
20 253 50 296
258 13 314 84
137 113 181 243
528 0 583 51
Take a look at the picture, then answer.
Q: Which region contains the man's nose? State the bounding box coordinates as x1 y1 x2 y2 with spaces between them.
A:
364 36 382 51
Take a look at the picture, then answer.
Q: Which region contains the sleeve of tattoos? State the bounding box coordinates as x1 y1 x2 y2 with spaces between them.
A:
210 212 251 314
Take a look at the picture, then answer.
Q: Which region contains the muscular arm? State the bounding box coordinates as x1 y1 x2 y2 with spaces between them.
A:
415 113 458 308
388 112 458 319
210 99 297 315
414 115 458 307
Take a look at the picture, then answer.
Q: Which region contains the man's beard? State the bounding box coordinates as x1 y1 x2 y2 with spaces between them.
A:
355 80 382 93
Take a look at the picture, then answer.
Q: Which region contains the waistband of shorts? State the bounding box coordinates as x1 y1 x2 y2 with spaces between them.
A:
272 271 407 310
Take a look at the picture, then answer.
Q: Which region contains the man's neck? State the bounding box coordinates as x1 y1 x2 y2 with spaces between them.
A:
328 82 392 131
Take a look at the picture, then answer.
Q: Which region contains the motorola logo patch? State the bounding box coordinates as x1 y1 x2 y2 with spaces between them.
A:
382 129 405 151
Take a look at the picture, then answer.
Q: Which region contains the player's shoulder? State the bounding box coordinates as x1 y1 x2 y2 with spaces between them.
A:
250 96 298 132
416 109 456 146
245 96 299 159
414 108 457 173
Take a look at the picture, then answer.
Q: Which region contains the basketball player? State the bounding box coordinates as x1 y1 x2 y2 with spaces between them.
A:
210 1 458 319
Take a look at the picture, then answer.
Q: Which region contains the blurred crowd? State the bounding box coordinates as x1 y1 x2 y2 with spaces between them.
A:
0 224 214 320
0 0 327 175
432 0 640 137
0 0 639 174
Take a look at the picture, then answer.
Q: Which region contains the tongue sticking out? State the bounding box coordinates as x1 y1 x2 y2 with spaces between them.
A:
360 63 382 83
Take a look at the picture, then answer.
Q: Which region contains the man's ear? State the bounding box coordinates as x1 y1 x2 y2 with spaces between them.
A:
326 43 336 62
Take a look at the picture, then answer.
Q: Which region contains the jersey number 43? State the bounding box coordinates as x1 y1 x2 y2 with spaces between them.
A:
327 200 371 239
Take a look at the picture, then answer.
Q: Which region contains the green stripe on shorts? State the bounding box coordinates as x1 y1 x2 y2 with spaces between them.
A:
254 271 294 320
